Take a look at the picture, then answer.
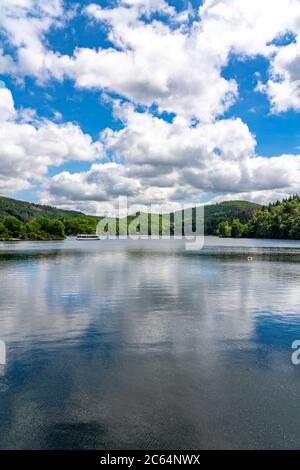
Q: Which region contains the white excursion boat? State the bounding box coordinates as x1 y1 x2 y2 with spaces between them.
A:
76 234 100 240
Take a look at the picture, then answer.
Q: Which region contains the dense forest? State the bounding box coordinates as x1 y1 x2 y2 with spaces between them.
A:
0 195 84 221
0 196 100 240
0 197 258 240
216 196 300 239
0 215 100 241
203 200 259 234
1 195 300 241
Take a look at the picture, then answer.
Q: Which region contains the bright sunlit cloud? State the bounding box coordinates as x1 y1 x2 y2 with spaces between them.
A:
1 0 300 211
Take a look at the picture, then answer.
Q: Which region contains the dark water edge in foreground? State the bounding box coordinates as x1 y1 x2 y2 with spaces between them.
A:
0 237 299 450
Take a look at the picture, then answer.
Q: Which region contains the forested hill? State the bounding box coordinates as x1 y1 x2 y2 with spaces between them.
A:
0 196 84 222
203 200 260 234
1 195 299 240
243 196 300 239
0 195 260 240
0 196 99 240
0 196 259 228
216 196 300 239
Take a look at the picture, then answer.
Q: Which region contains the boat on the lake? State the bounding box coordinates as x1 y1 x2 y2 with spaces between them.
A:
76 234 100 240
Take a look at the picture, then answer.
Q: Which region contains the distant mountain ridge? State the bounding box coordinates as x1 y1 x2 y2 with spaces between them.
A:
0 196 260 236
0 196 84 223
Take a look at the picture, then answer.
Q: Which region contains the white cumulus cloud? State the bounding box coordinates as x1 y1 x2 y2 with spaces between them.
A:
3 0 300 119
2 1 300 207
41 103 300 212
0 85 103 193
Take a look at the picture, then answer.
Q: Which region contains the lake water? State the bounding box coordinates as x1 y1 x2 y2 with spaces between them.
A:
0 236 300 449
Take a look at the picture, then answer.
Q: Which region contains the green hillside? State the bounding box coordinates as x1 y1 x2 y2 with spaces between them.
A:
204 200 259 215
0 196 260 240
115 200 260 236
0 196 84 223
203 200 260 234
0 196 260 226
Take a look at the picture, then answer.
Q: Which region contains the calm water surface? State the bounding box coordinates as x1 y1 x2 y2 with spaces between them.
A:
0 237 300 449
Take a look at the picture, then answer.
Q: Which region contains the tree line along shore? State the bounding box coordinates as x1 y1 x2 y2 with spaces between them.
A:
0 215 98 241
0 196 299 241
216 196 300 239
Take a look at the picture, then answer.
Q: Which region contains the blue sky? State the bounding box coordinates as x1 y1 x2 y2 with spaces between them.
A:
1 0 300 213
